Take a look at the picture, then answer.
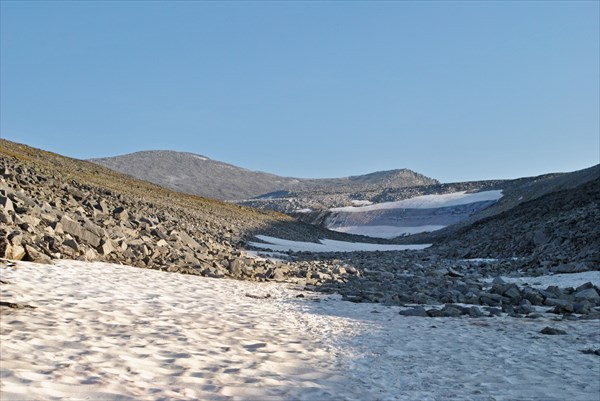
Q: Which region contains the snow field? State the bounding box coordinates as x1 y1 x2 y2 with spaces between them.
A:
1 260 598 401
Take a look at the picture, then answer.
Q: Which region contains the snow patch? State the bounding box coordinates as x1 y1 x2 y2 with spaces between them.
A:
491 271 600 289
329 225 447 239
248 235 430 252
350 200 373 206
1 260 597 401
331 190 503 213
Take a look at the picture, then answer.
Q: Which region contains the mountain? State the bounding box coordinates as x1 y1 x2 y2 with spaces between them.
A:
90 150 438 200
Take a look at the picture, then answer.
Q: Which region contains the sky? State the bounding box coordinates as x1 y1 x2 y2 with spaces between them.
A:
1 1 598 183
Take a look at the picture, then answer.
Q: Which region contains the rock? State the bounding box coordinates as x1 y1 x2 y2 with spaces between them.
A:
573 301 592 314
0 196 14 213
399 306 429 317
99 239 115 255
112 206 129 221
59 216 101 247
228 258 245 277
574 288 599 302
467 306 484 317
484 307 502 317
446 268 464 278
540 327 567 335
24 244 52 263
544 297 573 308
514 300 535 315
63 238 79 251
245 293 271 299
5 243 26 260
0 301 36 309
480 293 503 307
177 230 202 250
522 287 545 306
580 349 600 356
551 263 588 274
502 284 522 302
427 304 464 318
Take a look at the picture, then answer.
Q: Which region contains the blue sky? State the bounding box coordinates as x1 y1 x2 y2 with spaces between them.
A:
1 1 598 182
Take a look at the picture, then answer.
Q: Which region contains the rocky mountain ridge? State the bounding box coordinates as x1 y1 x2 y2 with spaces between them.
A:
90 150 438 201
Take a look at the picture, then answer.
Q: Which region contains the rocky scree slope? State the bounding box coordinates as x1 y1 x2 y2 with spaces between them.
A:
91 150 437 201
434 176 600 268
0 140 382 284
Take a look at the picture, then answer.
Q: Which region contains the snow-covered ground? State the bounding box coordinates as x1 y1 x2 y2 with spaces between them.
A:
330 190 503 213
331 224 447 239
492 271 600 289
326 190 504 239
1 260 599 401
248 235 431 252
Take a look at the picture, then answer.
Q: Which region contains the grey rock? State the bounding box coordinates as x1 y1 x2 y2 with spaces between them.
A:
24 244 52 263
573 301 592 314
574 288 600 302
544 297 573 308
59 216 101 247
399 306 429 317
428 305 464 318
112 206 129 221
502 284 522 302
551 263 588 274
0 196 14 213
540 326 567 335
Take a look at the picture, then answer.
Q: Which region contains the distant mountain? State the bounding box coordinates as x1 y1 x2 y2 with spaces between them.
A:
90 151 438 200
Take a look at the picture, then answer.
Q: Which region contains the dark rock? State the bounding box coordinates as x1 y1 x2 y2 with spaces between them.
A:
399 306 429 317
427 304 464 318
540 327 567 335
245 293 271 299
580 349 600 356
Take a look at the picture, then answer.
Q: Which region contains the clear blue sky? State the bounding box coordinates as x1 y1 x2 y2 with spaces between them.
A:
1 1 598 183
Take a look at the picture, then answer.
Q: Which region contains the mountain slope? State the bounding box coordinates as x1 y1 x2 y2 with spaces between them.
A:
0 140 391 281
435 176 600 267
90 150 438 200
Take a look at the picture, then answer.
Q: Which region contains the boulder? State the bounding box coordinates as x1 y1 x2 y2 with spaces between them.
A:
59 216 101 247
399 306 429 317
24 244 52 263
574 288 600 302
0 196 14 213
540 327 567 335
